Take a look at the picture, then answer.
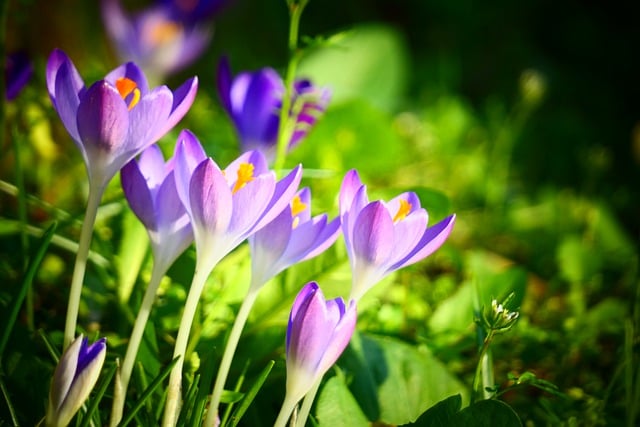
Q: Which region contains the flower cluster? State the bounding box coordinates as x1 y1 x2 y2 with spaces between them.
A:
42 6 456 425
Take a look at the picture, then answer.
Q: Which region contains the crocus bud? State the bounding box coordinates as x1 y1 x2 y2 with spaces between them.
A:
46 335 107 427
285 282 356 405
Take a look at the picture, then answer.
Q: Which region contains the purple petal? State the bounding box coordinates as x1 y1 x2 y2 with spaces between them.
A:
287 282 319 352
159 76 198 138
121 159 157 230
173 130 208 212
216 56 233 111
352 202 394 266
252 165 302 231
189 159 232 235
392 214 456 270
228 174 275 238
339 169 364 218
136 144 167 190
76 81 129 155
249 208 294 280
52 58 85 144
296 216 341 261
75 337 107 382
225 150 269 182
316 301 356 375
125 85 174 153
388 206 428 265
6 52 33 100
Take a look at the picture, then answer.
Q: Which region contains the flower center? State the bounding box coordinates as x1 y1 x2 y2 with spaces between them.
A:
232 163 255 194
290 195 307 229
149 21 181 46
392 199 411 223
115 77 141 110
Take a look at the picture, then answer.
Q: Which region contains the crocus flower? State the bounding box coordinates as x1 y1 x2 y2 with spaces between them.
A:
46 335 106 427
121 144 193 271
173 129 303 271
5 52 33 100
339 169 456 302
249 187 341 289
217 57 330 162
46 48 198 191
276 282 356 426
102 0 223 81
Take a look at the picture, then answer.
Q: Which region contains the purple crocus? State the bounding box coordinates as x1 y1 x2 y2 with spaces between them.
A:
121 144 193 271
173 129 303 271
46 335 106 427
249 187 341 288
46 48 198 191
217 57 330 162
5 52 33 100
102 0 221 81
276 282 356 426
339 169 456 302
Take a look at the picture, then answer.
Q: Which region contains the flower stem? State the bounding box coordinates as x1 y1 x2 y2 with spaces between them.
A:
110 260 168 427
295 377 321 427
472 330 495 403
63 183 104 349
204 286 261 427
162 263 213 427
274 394 299 427
273 0 309 175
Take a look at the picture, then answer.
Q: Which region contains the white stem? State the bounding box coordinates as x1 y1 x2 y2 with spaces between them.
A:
63 184 104 349
274 394 299 427
162 264 213 427
295 378 321 427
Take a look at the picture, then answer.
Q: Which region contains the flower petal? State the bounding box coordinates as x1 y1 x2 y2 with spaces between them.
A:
392 214 456 270
352 201 394 267
189 159 233 238
121 158 157 230
173 129 208 213
252 164 302 231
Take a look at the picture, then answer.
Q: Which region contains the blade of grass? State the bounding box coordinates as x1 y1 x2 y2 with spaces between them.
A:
118 356 179 427
227 360 275 427
190 349 221 425
0 222 57 361
0 369 19 425
78 363 118 427
220 360 251 427
177 374 200 426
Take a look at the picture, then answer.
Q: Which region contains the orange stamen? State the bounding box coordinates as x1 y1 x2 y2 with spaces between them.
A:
232 163 255 194
290 195 307 217
115 77 141 110
150 21 181 45
392 199 412 223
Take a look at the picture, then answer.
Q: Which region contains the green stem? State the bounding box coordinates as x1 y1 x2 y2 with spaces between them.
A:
204 286 261 427
63 183 104 349
162 262 215 427
274 393 299 427
110 260 168 427
272 0 309 175
471 330 494 403
295 378 321 427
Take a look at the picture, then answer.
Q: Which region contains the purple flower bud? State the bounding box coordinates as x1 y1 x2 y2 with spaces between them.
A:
339 169 456 301
5 52 33 100
121 144 193 270
217 57 330 162
285 282 356 405
46 335 106 427
46 49 198 190
249 187 341 288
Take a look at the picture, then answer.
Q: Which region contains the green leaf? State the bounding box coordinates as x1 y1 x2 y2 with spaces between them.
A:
298 24 409 110
316 375 369 427
340 332 467 425
116 209 149 304
411 396 521 427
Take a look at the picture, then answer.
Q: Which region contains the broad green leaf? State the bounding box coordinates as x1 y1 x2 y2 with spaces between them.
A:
316 375 369 427
411 396 521 427
340 332 467 425
298 23 409 111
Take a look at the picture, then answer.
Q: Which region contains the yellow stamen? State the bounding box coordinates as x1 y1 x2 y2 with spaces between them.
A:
115 77 141 110
392 199 412 223
290 195 307 229
232 163 255 194
290 195 307 217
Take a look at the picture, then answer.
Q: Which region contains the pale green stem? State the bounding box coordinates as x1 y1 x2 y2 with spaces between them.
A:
295 378 321 427
471 330 495 403
204 285 261 427
272 0 308 175
63 183 104 349
274 393 299 427
162 263 214 427
110 260 168 427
